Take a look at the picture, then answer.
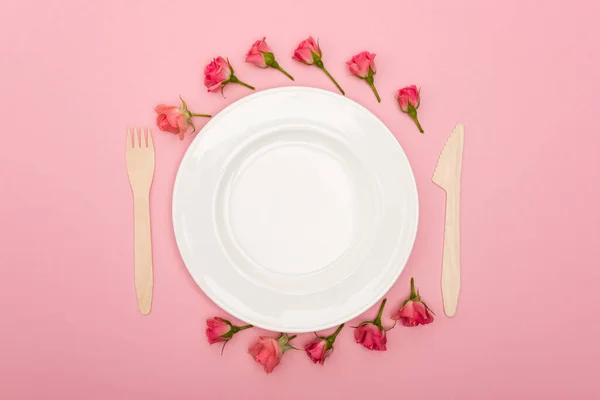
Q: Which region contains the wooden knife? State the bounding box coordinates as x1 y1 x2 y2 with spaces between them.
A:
433 123 464 317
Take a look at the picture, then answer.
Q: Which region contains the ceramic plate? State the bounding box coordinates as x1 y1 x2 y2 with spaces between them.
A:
173 87 418 332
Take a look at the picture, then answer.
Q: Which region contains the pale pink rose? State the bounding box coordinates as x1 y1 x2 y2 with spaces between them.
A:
391 278 434 326
346 51 376 78
155 104 188 140
204 57 232 92
205 317 231 344
293 36 321 64
248 337 283 374
245 37 272 68
397 85 420 112
354 323 387 351
155 97 211 140
391 300 434 327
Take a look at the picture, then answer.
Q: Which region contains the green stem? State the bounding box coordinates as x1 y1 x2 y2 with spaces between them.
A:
190 113 211 118
237 324 253 331
369 81 381 103
230 75 255 90
317 63 345 95
327 323 344 343
410 277 416 298
409 110 424 133
373 298 387 326
271 62 294 81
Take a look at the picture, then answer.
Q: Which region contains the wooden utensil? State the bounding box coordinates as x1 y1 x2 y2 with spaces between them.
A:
432 123 464 317
126 127 155 315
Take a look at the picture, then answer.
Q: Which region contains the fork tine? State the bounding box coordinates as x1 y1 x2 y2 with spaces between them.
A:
126 128 133 148
146 128 154 150
135 127 141 148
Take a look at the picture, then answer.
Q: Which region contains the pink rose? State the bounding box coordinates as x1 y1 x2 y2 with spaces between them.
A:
396 86 424 133
353 299 391 351
305 340 329 364
346 51 380 102
397 85 420 112
246 37 294 80
391 278 435 326
354 322 387 351
248 333 296 374
155 97 210 140
304 323 344 365
346 51 376 78
292 36 344 95
205 317 253 351
292 36 321 65
203 57 231 92
155 105 188 137
245 37 272 68
204 57 255 93
206 317 231 344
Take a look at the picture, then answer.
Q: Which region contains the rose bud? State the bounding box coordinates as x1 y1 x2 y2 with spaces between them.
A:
293 36 345 95
205 317 252 353
304 323 344 365
248 333 297 374
391 278 435 326
155 96 210 140
204 56 255 94
353 299 392 351
246 37 294 80
396 85 424 133
347 51 380 102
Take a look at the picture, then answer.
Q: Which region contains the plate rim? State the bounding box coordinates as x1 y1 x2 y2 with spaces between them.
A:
172 86 419 332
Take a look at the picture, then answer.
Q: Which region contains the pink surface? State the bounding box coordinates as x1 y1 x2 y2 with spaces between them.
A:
1 0 599 399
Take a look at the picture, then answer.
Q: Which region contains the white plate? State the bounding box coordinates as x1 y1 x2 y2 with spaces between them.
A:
173 87 418 332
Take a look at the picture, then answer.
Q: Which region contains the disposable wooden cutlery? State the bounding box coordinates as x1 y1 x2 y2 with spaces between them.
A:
433 123 464 317
126 127 155 315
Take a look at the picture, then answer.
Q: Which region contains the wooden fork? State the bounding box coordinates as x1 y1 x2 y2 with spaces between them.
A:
126 127 155 315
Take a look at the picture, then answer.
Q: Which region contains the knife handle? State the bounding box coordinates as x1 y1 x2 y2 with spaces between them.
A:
441 189 461 317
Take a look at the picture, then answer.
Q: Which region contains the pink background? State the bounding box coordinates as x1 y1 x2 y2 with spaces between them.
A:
1 0 599 398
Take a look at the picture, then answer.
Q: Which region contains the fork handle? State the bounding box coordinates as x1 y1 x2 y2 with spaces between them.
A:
134 197 153 315
441 189 460 317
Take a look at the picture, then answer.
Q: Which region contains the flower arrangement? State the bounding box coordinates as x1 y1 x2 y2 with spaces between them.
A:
204 278 434 374
156 35 426 139
154 34 433 374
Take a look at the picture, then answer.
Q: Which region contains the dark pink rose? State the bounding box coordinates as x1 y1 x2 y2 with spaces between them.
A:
206 317 231 344
397 85 420 112
205 317 252 351
347 51 380 102
354 322 387 351
353 299 391 351
304 323 344 365
305 339 330 364
204 56 255 93
391 278 435 326
347 51 376 78
203 57 232 92
292 36 344 94
396 86 424 133
292 36 321 65
392 300 434 327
